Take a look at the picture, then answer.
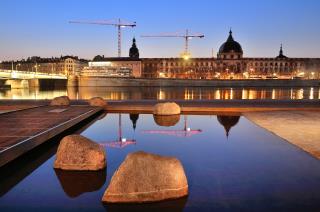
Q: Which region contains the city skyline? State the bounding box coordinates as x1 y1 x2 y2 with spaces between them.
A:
1 0 320 60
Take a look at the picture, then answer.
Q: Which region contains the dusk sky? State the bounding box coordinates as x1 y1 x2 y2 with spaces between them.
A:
1 0 320 60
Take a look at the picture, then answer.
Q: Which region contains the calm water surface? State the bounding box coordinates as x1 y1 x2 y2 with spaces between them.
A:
0 86 319 100
1 113 320 211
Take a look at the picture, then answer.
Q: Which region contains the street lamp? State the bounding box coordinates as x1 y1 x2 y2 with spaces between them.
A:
15 63 21 70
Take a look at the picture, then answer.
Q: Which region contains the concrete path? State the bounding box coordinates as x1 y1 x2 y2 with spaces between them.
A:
245 111 320 159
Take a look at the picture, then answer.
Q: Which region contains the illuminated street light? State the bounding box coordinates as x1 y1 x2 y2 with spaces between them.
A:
15 63 21 70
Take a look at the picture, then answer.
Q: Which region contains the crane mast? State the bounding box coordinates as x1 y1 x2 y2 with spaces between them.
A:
69 19 136 57
141 29 204 59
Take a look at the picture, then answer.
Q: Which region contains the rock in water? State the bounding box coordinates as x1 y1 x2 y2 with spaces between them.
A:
50 96 70 106
102 151 188 203
88 97 106 107
54 135 106 171
153 102 181 115
153 114 180 127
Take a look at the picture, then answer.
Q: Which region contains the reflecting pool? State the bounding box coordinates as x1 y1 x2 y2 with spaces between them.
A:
1 113 320 211
0 86 319 100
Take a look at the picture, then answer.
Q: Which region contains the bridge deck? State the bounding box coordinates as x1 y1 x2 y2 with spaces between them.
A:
0 105 102 167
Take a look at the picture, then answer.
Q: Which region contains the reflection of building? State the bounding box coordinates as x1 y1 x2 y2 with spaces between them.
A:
141 30 320 79
129 113 139 130
217 115 240 138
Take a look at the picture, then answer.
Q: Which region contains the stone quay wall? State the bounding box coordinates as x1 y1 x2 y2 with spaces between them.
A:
79 76 320 87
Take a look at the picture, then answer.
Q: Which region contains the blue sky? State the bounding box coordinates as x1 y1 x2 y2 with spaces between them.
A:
1 0 320 60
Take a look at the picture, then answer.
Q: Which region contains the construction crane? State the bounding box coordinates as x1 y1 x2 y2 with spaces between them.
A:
99 114 136 148
141 29 204 60
69 19 136 57
141 115 202 137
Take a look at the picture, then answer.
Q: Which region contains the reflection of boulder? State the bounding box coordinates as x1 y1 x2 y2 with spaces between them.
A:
102 151 188 203
217 116 240 137
88 97 106 107
153 114 180 127
153 102 181 115
129 113 139 130
54 169 106 198
50 96 70 106
104 196 188 212
54 135 106 171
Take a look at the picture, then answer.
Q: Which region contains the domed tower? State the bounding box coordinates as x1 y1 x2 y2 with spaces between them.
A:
129 37 139 59
218 30 243 59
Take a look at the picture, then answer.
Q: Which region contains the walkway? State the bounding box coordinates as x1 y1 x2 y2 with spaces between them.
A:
0 105 102 167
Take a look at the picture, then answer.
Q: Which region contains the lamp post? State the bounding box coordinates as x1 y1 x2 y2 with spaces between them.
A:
15 63 21 70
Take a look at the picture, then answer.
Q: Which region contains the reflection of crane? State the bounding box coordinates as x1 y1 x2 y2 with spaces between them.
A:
141 115 202 137
99 114 136 148
141 29 204 59
69 19 136 57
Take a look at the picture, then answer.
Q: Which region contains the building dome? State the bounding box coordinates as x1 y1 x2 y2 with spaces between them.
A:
218 30 243 54
129 37 139 58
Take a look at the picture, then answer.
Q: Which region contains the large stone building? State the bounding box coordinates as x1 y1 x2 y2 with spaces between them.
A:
141 30 320 79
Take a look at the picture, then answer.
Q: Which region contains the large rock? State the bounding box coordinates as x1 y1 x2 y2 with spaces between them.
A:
50 96 70 106
88 97 107 107
153 102 181 115
153 114 180 127
102 151 188 203
54 135 106 171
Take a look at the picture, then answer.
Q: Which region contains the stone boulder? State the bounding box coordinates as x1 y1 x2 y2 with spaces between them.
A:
153 114 180 127
88 97 107 107
50 96 70 106
102 151 188 203
153 102 181 115
54 135 106 171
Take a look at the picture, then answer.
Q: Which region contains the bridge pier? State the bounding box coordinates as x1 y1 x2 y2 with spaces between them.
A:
67 75 79 87
5 79 30 89
29 78 39 87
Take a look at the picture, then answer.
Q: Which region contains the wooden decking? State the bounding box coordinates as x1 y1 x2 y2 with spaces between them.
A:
0 106 102 167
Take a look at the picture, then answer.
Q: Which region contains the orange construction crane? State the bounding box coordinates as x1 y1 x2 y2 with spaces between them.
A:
69 19 136 57
141 29 204 59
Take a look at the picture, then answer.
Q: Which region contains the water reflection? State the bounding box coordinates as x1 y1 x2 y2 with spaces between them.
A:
104 196 188 212
143 115 202 137
100 114 136 148
0 86 319 100
129 113 139 131
217 116 241 138
54 169 106 198
153 114 180 127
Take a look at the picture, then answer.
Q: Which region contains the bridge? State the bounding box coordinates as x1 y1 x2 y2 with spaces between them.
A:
0 69 67 80
0 69 70 89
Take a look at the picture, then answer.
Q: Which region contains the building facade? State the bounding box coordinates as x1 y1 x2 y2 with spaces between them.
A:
140 30 320 79
0 56 87 76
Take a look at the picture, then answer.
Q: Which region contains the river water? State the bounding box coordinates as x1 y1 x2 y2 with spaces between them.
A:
0 86 319 100
1 113 320 211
